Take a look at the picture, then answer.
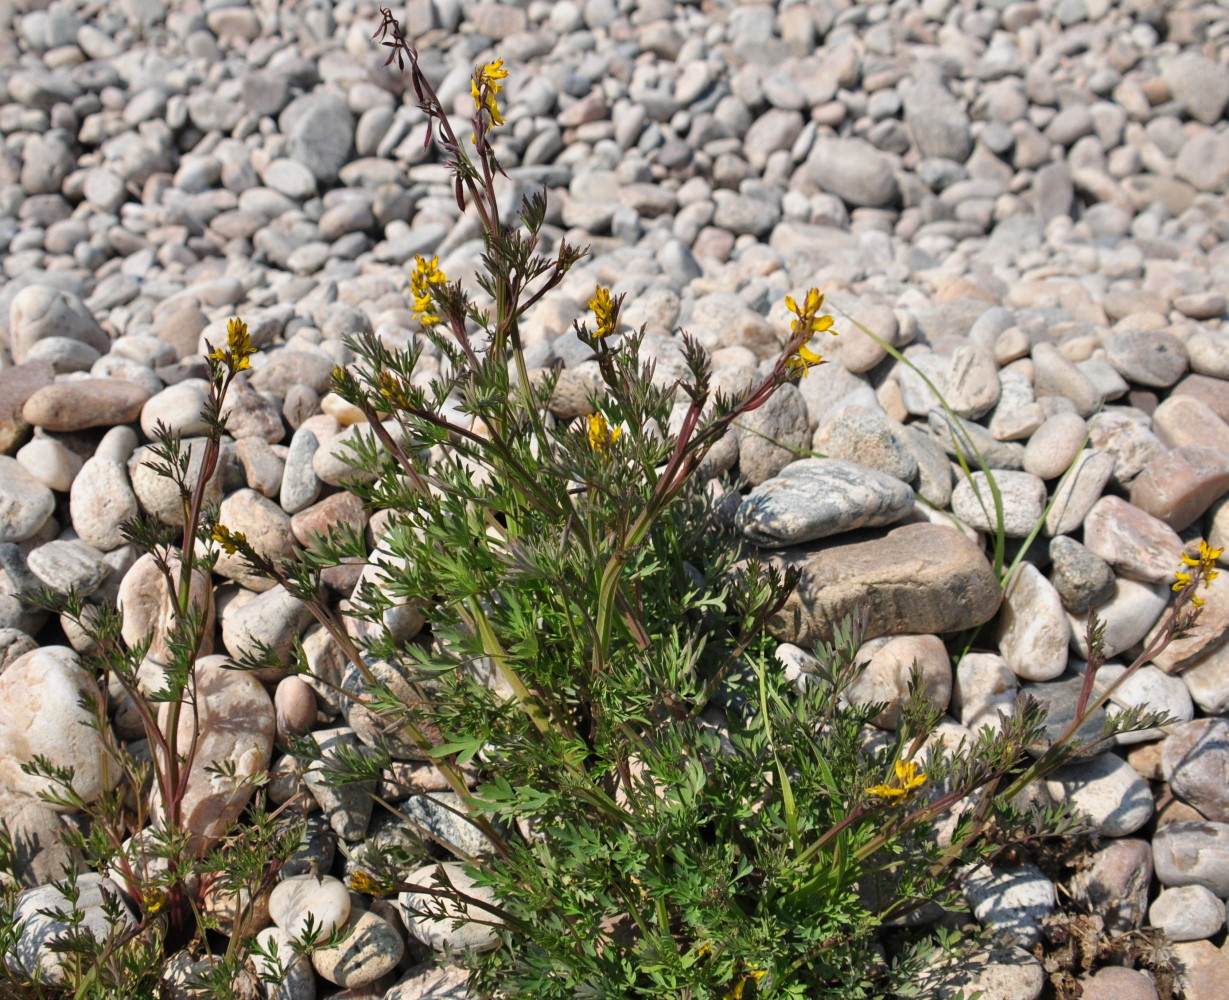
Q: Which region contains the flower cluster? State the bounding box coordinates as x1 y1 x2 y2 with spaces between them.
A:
211 523 248 556
206 317 255 375
783 289 836 379
588 286 616 339
411 253 448 327
866 759 927 801
586 412 621 455
1174 539 1223 607
471 58 509 134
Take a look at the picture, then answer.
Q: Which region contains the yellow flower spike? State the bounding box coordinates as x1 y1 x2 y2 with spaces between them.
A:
471 58 509 133
587 412 621 455
211 524 247 556
349 870 390 897
410 254 448 327
588 286 616 339
207 316 256 373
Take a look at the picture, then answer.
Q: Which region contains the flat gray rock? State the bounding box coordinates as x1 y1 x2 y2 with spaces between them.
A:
737 458 913 546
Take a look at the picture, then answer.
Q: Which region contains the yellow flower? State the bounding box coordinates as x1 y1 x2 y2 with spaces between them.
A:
207 316 256 373
1176 540 1223 602
724 968 768 1000
471 58 509 134
784 288 837 338
349 870 390 897
587 412 621 454
867 759 927 800
211 524 247 555
143 886 167 915
410 254 448 327
588 286 616 339
785 342 825 379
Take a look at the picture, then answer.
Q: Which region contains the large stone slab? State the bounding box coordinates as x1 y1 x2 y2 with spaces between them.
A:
761 522 1001 646
736 458 913 547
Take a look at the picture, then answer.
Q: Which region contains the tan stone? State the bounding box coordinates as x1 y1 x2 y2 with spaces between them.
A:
1130 445 1229 531
22 379 150 431
762 522 1001 646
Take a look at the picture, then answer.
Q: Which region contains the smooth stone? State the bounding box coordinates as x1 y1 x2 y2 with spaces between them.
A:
1129 445 1229 532
763 522 1001 646
26 539 108 597
1149 884 1225 941
927 409 1025 468
847 634 951 730
269 874 352 944
281 425 324 514
70 455 139 551
963 862 1055 949
1088 410 1164 485
1095 663 1193 742
154 660 274 854
1079 967 1159 1000
805 136 899 207
998 563 1070 681
0 785 84 887
1153 821 1229 896
0 455 55 542
291 492 368 549
903 425 954 506
211 489 294 592
1163 720 1229 822
275 676 318 737
949 469 1046 536
735 382 810 486
141 381 210 438
1044 449 1115 537
304 727 375 841
221 584 313 669
918 946 1044 1000
1182 639 1229 715
16 435 82 492
1102 329 1188 387
0 646 118 810
1020 672 1109 752
952 652 1018 733
398 863 503 953
1172 939 1229 1000
945 345 1001 420
1032 342 1101 417
1082 495 1183 583
1068 577 1169 660
312 422 401 487
130 438 223 526
118 551 213 664
235 437 285 498
311 908 403 988
8 285 109 364
1153 395 1229 452
402 791 500 859
384 965 468 1000
22 379 149 432
8 874 136 985
250 926 316 1000
1045 752 1153 837
0 362 55 455
1069 838 1153 932
821 409 918 483
1023 412 1087 480
736 458 913 547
